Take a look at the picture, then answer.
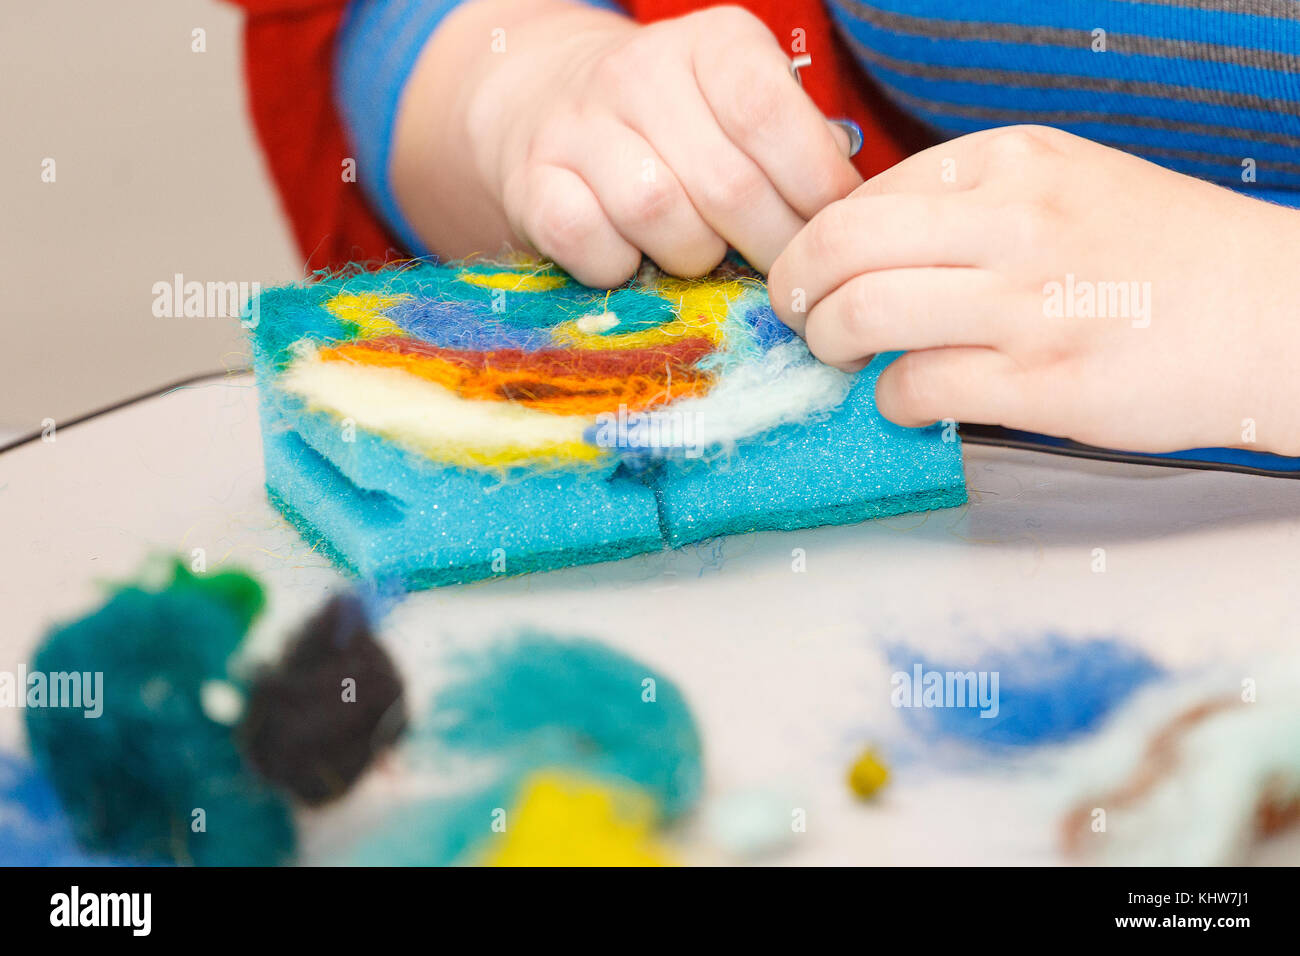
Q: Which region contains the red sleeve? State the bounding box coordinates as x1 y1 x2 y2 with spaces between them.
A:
223 0 401 273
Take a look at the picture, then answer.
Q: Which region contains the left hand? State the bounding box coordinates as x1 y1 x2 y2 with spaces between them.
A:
767 125 1300 456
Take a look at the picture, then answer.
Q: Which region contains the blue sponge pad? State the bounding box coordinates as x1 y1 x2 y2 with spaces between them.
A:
259 397 665 587
249 265 967 588
654 356 967 547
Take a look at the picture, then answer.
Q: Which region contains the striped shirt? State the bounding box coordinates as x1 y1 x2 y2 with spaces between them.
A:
826 0 1300 206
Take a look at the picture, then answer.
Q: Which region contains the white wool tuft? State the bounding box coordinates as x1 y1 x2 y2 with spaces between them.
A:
280 352 595 461
628 340 854 453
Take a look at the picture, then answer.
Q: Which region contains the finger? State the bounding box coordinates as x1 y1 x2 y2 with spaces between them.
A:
853 125 1067 199
804 268 1015 371
504 163 642 288
768 191 992 333
563 120 727 278
625 72 805 272
694 40 862 219
874 347 1022 428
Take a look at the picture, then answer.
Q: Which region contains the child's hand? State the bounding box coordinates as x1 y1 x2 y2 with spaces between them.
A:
768 126 1300 456
393 1 860 287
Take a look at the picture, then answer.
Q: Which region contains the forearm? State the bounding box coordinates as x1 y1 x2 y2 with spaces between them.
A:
386 0 631 257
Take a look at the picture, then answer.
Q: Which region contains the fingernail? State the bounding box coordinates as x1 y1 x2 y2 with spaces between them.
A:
828 119 863 158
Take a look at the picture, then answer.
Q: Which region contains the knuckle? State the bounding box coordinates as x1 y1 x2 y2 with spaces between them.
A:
1017 124 1072 149
712 61 785 132
588 45 646 101
691 5 767 35
697 161 767 214
622 178 679 229
804 202 853 264
984 125 1063 169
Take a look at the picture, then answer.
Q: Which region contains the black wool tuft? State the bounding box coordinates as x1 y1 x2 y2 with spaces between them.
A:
240 594 406 805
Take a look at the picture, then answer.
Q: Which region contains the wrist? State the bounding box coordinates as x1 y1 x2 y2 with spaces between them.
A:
390 0 632 255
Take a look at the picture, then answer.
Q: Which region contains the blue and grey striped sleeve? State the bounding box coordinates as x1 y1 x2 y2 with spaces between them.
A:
825 0 1300 207
335 0 627 255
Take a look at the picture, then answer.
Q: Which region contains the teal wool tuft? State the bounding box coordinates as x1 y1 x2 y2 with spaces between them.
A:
425 634 704 819
24 563 295 866
337 634 704 865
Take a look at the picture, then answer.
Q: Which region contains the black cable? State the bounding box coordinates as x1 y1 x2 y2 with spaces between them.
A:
960 424 1300 480
5 372 1296 480
0 368 252 456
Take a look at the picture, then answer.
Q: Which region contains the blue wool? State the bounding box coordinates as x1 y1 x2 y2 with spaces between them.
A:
743 303 797 349
25 567 296 866
654 354 967 546
383 275 672 341
424 635 704 818
0 754 124 866
386 299 550 351
892 635 1163 748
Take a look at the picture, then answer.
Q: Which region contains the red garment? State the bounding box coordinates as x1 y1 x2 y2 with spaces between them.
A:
224 0 930 272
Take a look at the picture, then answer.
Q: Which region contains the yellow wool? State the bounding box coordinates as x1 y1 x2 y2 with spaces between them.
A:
478 772 675 867
549 278 747 350
456 270 568 292
324 292 411 339
280 352 607 469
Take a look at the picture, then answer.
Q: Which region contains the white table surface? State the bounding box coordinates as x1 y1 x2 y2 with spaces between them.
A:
4 374 1300 865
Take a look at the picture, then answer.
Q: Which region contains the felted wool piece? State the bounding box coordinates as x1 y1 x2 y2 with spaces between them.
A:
892 636 1163 749
340 770 676 867
24 563 295 866
424 634 703 819
1061 656 1300 865
240 593 406 805
474 771 675 867
249 260 966 587
0 754 123 866
338 634 703 865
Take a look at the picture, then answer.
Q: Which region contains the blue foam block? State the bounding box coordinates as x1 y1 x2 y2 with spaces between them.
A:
654 355 968 546
250 266 967 588
259 396 665 587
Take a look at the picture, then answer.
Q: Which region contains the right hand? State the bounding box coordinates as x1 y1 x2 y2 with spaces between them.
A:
459 3 862 286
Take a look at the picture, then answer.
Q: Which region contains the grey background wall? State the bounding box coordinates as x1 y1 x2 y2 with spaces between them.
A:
1 1 301 434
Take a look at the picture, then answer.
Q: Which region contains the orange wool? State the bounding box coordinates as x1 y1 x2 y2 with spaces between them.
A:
318 342 715 415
